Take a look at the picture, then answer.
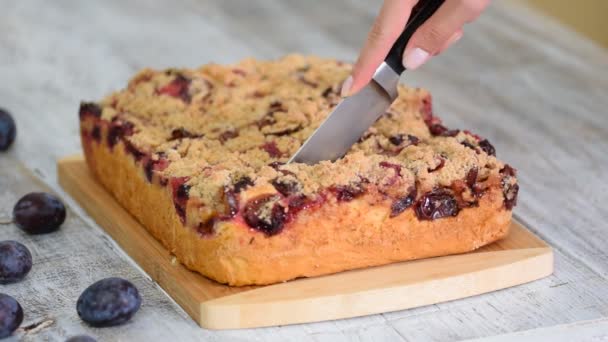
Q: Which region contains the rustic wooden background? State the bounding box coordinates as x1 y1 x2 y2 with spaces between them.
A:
1 1 607 341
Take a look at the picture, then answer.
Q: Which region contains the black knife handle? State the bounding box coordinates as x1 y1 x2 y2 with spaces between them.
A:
384 0 445 74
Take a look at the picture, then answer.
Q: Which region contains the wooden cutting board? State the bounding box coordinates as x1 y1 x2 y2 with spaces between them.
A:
57 155 553 330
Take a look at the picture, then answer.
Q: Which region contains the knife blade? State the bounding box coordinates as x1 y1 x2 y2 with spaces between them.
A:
289 0 445 164
288 63 399 164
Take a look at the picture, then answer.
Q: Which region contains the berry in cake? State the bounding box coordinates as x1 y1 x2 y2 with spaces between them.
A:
415 188 459 220
243 194 287 235
390 187 417 217
478 139 496 156
500 165 519 209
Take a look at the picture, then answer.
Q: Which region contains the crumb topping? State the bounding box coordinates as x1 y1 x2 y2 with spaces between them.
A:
82 54 515 234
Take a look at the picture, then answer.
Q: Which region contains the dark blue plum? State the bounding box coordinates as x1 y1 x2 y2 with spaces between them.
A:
65 335 97 342
0 241 32 284
0 293 23 338
76 277 141 327
0 109 16 151
13 192 66 234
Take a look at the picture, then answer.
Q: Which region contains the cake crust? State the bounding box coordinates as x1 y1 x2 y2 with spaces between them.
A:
81 129 510 285
79 55 517 286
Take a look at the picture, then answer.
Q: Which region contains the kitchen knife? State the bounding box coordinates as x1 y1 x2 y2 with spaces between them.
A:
289 0 445 164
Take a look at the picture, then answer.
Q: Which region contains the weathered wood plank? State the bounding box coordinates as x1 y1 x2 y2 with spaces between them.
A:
468 318 608 342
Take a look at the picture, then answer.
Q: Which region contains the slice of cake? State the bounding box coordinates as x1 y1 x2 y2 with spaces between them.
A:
79 55 518 286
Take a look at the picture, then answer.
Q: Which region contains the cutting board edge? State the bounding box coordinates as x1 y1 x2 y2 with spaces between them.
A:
199 247 553 329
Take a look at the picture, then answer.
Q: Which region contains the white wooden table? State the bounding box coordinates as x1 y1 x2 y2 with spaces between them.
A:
1 1 607 341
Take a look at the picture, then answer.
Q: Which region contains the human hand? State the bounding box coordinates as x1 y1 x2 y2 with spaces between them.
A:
341 0 490 96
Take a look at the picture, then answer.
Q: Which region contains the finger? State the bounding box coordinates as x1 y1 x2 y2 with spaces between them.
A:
403 0 489 70
342 0 417 97
435 29 463 55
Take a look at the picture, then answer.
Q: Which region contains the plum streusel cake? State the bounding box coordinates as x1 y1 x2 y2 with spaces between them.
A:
79 55 518 286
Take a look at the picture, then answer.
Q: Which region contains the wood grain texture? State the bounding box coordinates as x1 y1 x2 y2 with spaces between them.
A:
57 155 553 329
470 318 608 342
1 0 607 340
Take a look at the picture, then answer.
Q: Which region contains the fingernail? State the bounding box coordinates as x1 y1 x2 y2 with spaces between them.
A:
403 48 430 70
451 31 464 44
444 31 464 52
340 76 353 97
